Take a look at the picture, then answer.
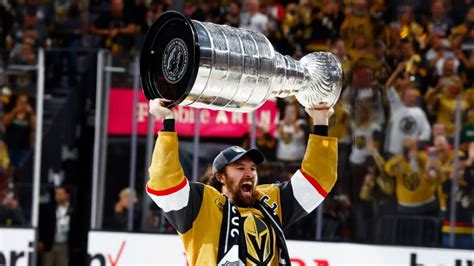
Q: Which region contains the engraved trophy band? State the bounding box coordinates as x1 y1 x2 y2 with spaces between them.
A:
140 11 343 112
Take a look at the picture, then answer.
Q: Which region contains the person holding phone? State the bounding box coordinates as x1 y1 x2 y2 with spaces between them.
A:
3 94 36 168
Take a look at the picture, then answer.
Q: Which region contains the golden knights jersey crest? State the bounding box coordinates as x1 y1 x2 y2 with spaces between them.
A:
243 211 276 264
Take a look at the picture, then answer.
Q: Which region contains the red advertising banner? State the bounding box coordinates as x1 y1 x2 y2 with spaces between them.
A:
108 89 280 137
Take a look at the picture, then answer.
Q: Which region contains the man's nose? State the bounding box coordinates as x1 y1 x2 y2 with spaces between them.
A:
243 169 253 177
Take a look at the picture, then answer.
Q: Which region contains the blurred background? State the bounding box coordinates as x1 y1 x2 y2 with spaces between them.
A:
0 0 473 265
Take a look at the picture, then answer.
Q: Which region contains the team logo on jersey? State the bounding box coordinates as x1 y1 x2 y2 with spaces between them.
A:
215 198 225 210
354 135 367 149
162 38 188 84
403 172 420 191
243 214 275 264
399 116 417 134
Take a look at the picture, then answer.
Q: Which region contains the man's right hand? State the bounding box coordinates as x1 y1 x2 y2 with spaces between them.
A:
149 99 174 120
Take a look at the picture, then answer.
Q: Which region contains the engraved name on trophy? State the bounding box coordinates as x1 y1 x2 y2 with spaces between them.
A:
140 11 343 112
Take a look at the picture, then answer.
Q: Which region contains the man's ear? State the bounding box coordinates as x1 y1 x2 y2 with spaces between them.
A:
215 172 224 184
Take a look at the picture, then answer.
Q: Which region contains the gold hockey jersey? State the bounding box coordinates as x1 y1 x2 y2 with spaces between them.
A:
146 132 337 265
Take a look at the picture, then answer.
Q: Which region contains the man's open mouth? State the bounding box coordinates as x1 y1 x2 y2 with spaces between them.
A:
240 181 253 196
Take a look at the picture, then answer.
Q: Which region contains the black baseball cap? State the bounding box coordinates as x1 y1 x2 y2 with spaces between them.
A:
212 146 265 174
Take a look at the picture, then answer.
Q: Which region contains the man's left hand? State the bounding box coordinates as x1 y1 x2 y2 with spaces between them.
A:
305 107 334 126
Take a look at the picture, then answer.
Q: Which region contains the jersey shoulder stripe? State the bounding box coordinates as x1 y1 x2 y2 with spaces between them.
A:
147 178 190 212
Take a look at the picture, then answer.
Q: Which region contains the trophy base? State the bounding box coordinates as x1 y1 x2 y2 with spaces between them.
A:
140 11 200 108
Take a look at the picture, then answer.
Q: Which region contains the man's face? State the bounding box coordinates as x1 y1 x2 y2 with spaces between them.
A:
220 157 258 207
433 124 446 138
332 40 346 58
435 137 449 156
246 0 259 13
432 1 444 18
401 43 414 58
111 0 124 17
443 59 455 76
55 188 69 205
403 88 417 107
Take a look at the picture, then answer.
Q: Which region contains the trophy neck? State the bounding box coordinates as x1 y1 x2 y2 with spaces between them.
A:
270 52 309 98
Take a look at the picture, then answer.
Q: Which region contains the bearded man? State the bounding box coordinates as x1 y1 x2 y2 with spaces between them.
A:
146 99 337 265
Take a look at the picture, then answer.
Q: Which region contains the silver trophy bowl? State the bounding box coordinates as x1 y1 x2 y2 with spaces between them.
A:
140 11 342 112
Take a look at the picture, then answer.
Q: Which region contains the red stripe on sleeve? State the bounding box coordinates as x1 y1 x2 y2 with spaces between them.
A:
146 178 188 196
299 169 328 197
442 221 474 227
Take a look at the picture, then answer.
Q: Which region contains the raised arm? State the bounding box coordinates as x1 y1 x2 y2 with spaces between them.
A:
279 108 338 227
146 99 203 233
146 99 188 210
384 63 407 111
384 62 406 91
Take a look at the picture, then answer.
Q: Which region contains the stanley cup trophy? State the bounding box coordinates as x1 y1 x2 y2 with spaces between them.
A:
140 11 343 112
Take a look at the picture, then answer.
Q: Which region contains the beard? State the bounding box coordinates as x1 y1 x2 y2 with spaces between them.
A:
230 185 257 207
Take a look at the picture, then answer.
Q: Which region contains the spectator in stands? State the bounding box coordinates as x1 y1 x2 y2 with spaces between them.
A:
39 185 75 266
7 36 38 93
347 35 372 64
0 1 16 56
382 22 402 64
240 0 269 34
90 0 138 55
275 102 307 164
112 187 140 231
429 136 455 212
348 103 382 243
440 143 474 249
0 188 25 226
425 0 454 37
342 65 385 127
397 39 419 65
372 40 392 85
255 124 277 162
349 103 382 200
340 0 374 50
280 3 306 56
396 5 427 48
425 76 469 136
328 97 350 196
309 0 344 43
370 138 439 216
126 0 148 32
362 142 396 210
319 192 351 241
383 63 431 156
220 1 241 27
3 94 35 169
48 0 86 87
358 162 395 241
428 123 448 145
397 39 428 93
9 4 48 47
9 37 37 66
432 48 462 81
425 33 446 68
329 38 352 87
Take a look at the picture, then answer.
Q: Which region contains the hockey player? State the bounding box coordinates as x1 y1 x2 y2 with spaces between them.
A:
146 99 338 265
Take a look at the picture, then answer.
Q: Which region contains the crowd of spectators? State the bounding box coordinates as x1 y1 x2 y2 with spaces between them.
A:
1 0 473 251
0 92 35 228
